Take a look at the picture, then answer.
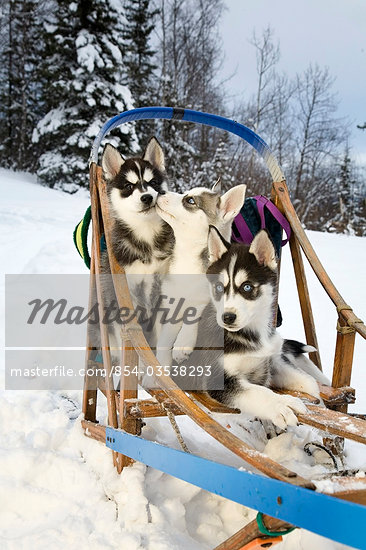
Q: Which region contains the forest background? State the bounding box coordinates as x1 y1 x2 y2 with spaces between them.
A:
1 0 365 234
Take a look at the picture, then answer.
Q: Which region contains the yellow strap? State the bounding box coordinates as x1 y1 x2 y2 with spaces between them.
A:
75 220 85 260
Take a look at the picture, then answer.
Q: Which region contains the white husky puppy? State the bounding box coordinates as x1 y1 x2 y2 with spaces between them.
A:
154 183 246 365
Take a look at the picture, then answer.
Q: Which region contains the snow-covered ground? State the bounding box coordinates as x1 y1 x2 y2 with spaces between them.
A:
0 169 365 550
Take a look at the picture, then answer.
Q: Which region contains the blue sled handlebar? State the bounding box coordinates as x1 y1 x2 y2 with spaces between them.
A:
89 106 285 183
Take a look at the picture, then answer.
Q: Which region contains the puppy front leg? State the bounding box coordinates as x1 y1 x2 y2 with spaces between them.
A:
156 322 182 367
231 383 307 430
271 360 321 398
172 306 203 363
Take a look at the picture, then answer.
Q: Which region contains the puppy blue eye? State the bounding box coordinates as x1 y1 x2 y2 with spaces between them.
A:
125 184 133 191
215 282 224 294
186 197 195 205
242 283 253 293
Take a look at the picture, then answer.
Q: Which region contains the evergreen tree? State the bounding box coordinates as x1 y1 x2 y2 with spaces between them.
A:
122 0 158 143
0 0 43 171
33 0 136 191
337 147 354 231
122 0 157 103
333 149 366 236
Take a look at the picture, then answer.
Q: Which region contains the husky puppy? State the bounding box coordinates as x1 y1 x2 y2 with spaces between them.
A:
99 138 173 354
155 183 246 365
205 227 330 430
101 137 173 276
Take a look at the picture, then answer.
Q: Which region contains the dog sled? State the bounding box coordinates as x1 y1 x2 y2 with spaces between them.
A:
80 107 366 549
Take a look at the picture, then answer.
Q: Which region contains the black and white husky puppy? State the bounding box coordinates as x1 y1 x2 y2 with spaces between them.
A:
101 137 173 276
205 227 330 430
99 138 173 352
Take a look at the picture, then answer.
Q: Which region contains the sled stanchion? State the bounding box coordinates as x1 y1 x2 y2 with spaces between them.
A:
90 162 119 466
288 230 322 370
117 339 141 472
332 315 356 413
82 266 98 422
272 182 322 369
82 165 100 421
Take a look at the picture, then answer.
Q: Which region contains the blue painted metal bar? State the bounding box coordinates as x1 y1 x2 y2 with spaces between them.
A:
106 427 365 549
89 107 285 182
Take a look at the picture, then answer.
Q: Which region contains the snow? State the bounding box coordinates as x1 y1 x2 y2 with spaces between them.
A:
32 107 66 142
76 31 104 73
0 168 365 549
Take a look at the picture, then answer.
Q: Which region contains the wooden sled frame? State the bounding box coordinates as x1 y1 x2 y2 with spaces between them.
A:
81 108 366 549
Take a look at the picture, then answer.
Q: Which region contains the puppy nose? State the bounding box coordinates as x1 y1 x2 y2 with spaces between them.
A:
222 312 236 325
141 194 153 204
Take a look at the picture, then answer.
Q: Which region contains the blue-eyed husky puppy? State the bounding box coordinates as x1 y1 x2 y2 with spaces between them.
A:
205 227 329 430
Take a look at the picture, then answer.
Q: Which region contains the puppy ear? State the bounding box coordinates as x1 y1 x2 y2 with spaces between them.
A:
211 177 221 194
249 230 277 271
101 144 124 182
219 184 246 221
143 137 165 172
208 225 229 263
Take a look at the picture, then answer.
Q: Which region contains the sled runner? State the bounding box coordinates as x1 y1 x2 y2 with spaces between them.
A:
80 107 366 549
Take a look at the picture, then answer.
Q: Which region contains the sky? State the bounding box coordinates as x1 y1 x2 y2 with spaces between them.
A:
220 0 366 162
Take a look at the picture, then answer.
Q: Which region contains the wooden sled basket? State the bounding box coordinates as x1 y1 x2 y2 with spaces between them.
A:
81 107 366 550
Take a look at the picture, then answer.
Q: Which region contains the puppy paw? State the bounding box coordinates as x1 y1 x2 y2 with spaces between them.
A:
296 377 321 398
172 346 193 364
267 395 307 430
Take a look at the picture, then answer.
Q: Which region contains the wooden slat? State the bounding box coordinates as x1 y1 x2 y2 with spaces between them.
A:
272 182 322 370
214 515 293 550
189 391 365 444
188 391 241 413
124 398 184 418
270 187 282 330
299 405 366 444
327 476 366 505
319 384 355 408
82 419 106 443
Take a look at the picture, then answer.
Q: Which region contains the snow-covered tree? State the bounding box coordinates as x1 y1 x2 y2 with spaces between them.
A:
0 0 44 171
122 0 157 143
123 0 157 88
33 0 136 191
155 0 225 192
